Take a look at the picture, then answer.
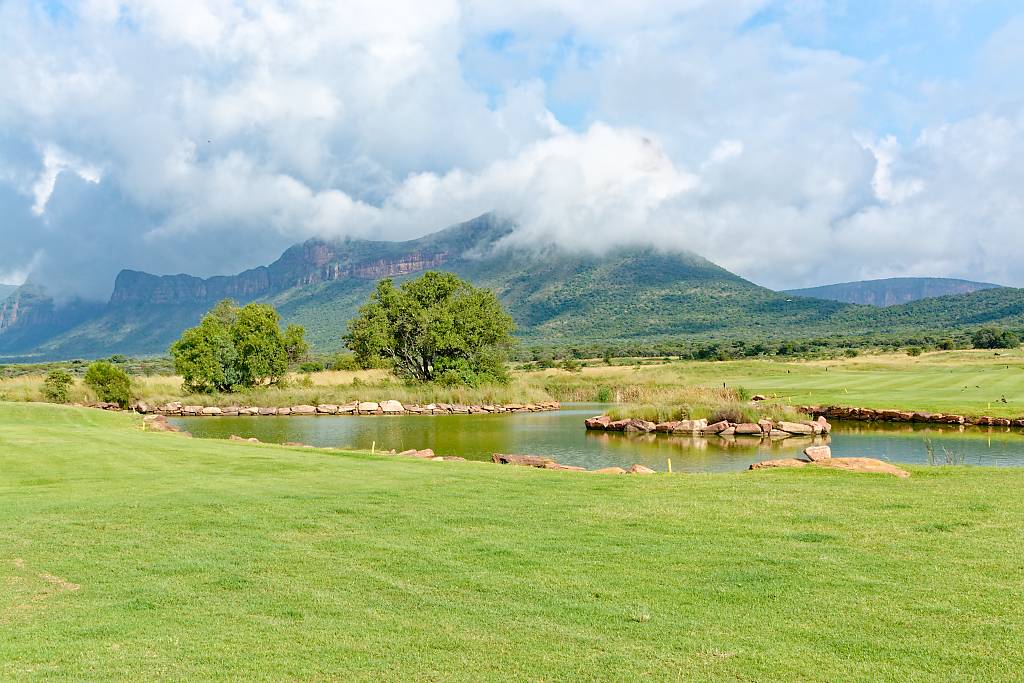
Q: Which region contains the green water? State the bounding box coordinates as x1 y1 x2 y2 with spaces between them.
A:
172 403 1024 472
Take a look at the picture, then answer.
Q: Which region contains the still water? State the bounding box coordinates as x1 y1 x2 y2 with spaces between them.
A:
172 403 1024 473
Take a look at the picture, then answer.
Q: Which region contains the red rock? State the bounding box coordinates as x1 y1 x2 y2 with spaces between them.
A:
606 420 630 431
492 453 555 468
585 416 612 430
820 457 909 478
749 458 807 470
593 467 627 474
803 445 832 462
734 423 762 435
628 464 656 474
624 419 657 433
815 416 832 433
705 420 731 434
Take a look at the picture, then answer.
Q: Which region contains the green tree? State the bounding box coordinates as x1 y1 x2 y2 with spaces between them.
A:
42 369 75 403
170 300 299 393
84 361 134 407
972 327 1020 350
344 271 514 385
283 324 310 365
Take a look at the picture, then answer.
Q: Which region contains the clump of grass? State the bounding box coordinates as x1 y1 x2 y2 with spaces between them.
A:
924 438 966 465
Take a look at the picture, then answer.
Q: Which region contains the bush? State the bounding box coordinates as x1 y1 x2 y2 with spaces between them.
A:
560 358 583 373
83 361 134 407
328 353 361 371
937 338 956 350
906 346 923 357
972 327 1020 350
42 370 74 403
299 361 324 373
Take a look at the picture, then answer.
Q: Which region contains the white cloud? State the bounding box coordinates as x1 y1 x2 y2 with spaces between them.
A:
31 144 102 215
1 0 1023 301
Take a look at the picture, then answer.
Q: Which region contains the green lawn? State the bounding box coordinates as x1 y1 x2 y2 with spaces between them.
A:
615 349 1024 418
2 403 1023 681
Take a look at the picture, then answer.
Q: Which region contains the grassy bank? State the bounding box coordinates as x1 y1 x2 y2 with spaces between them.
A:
3 349 1024 419
2 403 1023 680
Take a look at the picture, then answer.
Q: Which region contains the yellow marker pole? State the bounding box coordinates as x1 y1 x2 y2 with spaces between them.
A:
371 441 376 454
667 458 672 474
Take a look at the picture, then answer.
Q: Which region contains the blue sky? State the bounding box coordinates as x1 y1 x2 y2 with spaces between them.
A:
3 0 1024 297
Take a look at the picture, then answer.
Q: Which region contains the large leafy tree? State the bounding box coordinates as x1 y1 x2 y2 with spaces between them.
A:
344 271 515 385
170 300 303 393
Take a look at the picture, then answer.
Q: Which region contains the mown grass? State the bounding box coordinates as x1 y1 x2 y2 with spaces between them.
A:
2 402 1024 680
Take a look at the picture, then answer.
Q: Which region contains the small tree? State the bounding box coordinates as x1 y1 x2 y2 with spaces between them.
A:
84 361 134 407
972 327 1020 350
344 271 515 385
170 300 304 393
42 369 75 403
283 324 310 365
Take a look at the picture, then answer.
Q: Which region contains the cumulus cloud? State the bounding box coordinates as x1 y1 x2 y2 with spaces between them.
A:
1 0 1023 301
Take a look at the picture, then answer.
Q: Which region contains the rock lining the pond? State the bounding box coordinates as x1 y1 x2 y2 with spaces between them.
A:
129 400 560 417
492 453 654 474
750 454 910 478
584 414 832 439
801 405 1024 428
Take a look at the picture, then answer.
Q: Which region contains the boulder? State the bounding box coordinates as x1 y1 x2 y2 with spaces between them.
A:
544 463 587 472
758 419 775 434
750 394 767 402
291 405 317 415
238 407 259 416
778 421 814 435
134 402 151 414
277 408 292 415
357 402 380 414
623 419 657 433
734 423 762 435
451 405 471 414
585 416 612 430
184 405 203 416
719 427 736 437
316 404 339 414
492 453 555 468
821 457 910 478
803 445 832 462
338 402 358 414
593 466 627 474
654 421 680 433
815 416 832 433
380 400 405 414
258 407 278 416
768 429 791 438
399 448 436 459
628 464 656 474
606 420 630 431
201 406 223 416
749 458 807 470
705 420 731 434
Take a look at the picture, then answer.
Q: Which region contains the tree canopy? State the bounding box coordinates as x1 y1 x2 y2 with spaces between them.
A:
170 300 306 393
344 272 515 385
972 326 1020 350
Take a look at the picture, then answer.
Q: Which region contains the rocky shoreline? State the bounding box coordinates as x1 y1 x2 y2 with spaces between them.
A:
93 400 561 416
584 415 833 439
800 405 1024 427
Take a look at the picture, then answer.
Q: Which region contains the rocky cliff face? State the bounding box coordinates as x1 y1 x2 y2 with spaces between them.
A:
0 286 57 331
103 212 515 308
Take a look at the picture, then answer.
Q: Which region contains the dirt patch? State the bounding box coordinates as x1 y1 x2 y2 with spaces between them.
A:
39 572 80 592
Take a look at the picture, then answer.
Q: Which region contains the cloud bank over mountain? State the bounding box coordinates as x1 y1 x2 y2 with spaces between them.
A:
2 0 1024 299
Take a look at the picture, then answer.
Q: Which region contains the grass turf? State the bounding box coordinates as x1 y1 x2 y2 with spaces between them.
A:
2 402 1023 680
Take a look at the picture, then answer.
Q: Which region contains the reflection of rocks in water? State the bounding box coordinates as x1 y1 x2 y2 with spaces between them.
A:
665 436 709 451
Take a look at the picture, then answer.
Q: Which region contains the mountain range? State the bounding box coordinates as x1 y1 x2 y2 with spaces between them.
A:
786 277 1000 306
2 213 1023 361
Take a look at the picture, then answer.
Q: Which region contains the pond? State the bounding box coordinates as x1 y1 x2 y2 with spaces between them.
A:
172 403 1024 473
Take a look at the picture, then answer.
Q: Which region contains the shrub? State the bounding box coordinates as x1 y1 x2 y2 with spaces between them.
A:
329 353 361 371
42 370 74 404
906 346 923 357
299 361 324 373
83 361 134 407
560 358 583 373
937 338 956 350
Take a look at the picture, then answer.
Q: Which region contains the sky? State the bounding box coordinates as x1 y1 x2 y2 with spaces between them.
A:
2 0 1024 300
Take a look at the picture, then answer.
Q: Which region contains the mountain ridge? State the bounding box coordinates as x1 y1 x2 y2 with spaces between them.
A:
2 214 1023 361
786 277 1001 307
